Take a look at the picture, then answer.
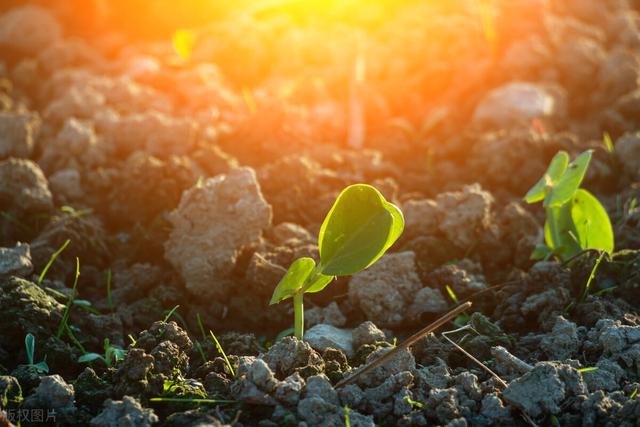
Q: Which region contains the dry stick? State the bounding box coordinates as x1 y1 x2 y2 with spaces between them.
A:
335 301 472 389
441 325 507 388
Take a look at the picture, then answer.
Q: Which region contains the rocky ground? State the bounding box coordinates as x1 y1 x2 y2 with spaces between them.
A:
1 0 640 426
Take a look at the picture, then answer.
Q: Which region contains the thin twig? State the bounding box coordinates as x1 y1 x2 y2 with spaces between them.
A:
335 302 472 388
441 325 507 388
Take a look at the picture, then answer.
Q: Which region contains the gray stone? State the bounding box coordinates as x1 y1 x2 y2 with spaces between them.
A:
0 6 61 55
305 302 347 328
0 112 39 160
348 252 422 327
304 324 354 358
407 287 449 320
262 336 322 378
0 158 53 215
540 316 581 360
165 167 272 298
352 321 386 349
91 396 158 427
473 82 556 127
274 372 304 406
49 168 84 200
357 347 415 388
435 185 494 249
491 346 533 378
503 362 587 418
29 375 75 410
0 242 32 278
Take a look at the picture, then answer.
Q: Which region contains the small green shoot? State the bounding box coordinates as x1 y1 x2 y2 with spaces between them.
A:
24 333 48 373
524 150 614 261
60 205 93 218
270 184 404 339
603 132 614 153
210 331 236 378
404 395 424 409
345 405 351 427
78 338 126 368
163 305 180 323
128 334 137 346
106 269 113 312
56 257 80 339
37 239 71 286
579 252 606 302
629 388 638 401
576 367 598 374
550 415 561 427
149 397 236 404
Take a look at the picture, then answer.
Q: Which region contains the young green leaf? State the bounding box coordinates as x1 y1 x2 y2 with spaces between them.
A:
318 184 404 276
544 204 581 259
78 353 104 363
546 150 592 207
302 273 335 294
25 333 35 365
270 257 315 305
571 189 614 253
603 132 614 153
525 151 569 204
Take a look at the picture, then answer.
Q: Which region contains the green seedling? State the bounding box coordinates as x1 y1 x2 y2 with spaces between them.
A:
525 150 614 261
270 184 404 339
37 239 71 286
345 405 351 427
629 388 638 401
24 333 48 373
404 395 424 409
56 257 81 338
602 132 614 153
210 331 236 378
579 251 606 302
78 338 126 368
106 269 113 312
576 367 598 374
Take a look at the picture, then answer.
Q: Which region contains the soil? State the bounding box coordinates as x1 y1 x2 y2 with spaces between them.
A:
1 1 640 426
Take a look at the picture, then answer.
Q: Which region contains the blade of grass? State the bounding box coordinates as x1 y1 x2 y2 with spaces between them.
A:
149 397 237 404
38 239 71 286
56 257 80 338
580 251 606 302
210 330 236 378
106 269 113 312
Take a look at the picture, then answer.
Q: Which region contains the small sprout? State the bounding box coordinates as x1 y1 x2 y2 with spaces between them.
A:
163 305 180 323
579 252 606 302
60 205 92 218
445 285 459 304
56 257 80 339
106 269 113 312
404 395 424 409
37 239 71 286
149 397 236 404
210 331 236 378
24 333 48 373
629 388 638 401
524 150 614 261
576 367 599 374
270 184 404 339
603 132 614 153
344 405 351 427
78 338 126 368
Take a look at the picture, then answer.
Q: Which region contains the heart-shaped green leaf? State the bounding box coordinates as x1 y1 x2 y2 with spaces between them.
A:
546 150 592 207
318 184 404 276
525 151 569 204
270 258 315 305
544 204 581 259
571 189 614 253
